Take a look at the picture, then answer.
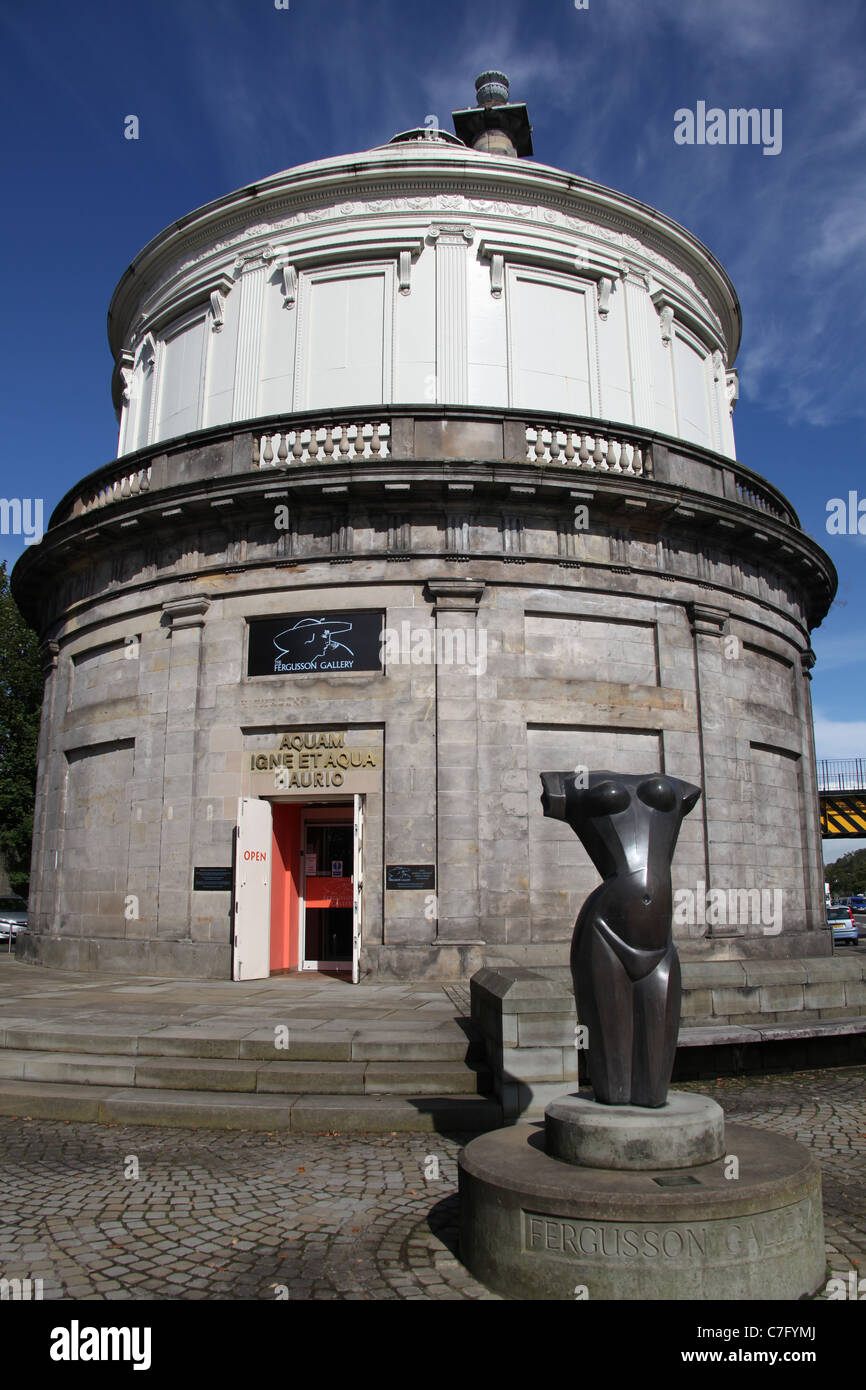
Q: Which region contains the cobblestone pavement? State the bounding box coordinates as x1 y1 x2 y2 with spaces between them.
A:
0 1066 862 1301
678 1067 866 1292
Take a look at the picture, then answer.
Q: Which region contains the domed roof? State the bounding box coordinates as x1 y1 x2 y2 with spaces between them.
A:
382 127 467 148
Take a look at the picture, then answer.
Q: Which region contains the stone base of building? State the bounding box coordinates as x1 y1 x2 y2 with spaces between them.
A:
14 931 230 980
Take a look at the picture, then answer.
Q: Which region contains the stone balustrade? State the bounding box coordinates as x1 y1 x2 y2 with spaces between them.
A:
525 424 651 475
733 470 787 521
53 407 801 532
255 420 391 466
75 465 152 516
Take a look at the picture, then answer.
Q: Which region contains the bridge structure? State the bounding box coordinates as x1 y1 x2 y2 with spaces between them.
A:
818 759 866 838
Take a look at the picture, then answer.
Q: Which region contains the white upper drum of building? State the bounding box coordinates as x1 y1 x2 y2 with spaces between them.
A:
108 127 743 464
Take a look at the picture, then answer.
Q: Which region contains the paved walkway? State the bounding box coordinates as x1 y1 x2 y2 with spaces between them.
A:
0 957 469 1042
0 1065 862 1300
1 960 863 1300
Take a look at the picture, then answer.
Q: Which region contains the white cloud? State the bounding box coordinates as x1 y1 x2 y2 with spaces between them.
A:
813 711 866 761
811 632 866 673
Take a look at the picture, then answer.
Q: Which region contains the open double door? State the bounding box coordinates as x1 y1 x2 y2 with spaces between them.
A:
233 795 364 982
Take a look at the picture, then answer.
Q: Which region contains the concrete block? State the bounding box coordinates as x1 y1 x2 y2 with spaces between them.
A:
239 1031 353 1062
289 1094 500 1133
23 1054 138 1087
711 986 762 1015
0 1079 104 1122
803 957 862 983
517 1014 576 1047
257 1061 366 1094
501 1047 566 1082
803 983 847 1010
758 985 805 1013
351 1035 469 1062
134 1058 258 1092
99 1088 298 1131
681 989 713 1019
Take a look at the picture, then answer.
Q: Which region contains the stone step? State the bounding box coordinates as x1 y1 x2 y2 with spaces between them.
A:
0 1049 490 1096
0 1078 502 1133
0 1023 480 1064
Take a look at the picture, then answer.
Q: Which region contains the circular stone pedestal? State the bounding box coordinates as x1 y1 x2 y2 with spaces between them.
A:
545 1092 725 1170
458 1114 825 1300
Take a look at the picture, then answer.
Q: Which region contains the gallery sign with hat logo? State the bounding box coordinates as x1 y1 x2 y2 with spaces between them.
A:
248 611 384 676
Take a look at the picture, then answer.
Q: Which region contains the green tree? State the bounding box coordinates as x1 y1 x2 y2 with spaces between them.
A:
0 562 43 896
825 847 866 899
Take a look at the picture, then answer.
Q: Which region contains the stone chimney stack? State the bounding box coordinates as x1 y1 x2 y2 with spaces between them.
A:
452 70 533 158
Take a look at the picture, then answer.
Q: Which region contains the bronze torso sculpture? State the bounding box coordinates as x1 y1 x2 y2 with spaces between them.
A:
540 770 701 1107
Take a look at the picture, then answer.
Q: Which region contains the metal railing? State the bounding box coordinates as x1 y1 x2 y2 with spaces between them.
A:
817 758 866 792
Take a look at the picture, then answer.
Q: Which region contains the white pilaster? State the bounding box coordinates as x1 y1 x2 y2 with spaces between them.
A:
623 271 655 429
433 226 472 404
233 266 267 420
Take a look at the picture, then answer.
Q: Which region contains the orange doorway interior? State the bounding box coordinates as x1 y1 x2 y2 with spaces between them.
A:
270 804 301 972
269 802 356 974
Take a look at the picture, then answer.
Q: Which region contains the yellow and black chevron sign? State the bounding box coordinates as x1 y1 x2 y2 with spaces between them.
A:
820 793 866 838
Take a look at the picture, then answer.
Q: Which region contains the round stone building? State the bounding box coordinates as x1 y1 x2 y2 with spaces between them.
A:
13 74 836 990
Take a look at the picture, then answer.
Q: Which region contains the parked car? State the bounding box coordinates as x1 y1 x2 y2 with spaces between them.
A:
828 904 858 947
0 895 28 947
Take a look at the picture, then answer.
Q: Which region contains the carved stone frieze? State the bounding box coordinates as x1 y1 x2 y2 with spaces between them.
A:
133 183 732 350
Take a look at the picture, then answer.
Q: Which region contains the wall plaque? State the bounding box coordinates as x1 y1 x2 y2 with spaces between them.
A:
193 867 233 892
386 865 436 890
248 611 384 676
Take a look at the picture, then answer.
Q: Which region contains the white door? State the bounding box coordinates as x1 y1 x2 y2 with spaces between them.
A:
352 794 365 984
155 311 207 442
296 265 393 411
233 797 272 980
507 268 593 415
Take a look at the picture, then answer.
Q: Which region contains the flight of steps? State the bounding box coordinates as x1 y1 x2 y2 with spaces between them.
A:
0 1018 502 1133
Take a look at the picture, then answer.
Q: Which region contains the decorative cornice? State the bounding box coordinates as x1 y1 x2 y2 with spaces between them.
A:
478 233 625 289
425 577 486 612
651 285 723 355
209 290 225 331
13 467 835 644
40 640 59 675
597 276 614 319
427 223 475 246
162 596 211 630
275 263 297 307
118 351 134 402
687 601 729 637
134 269 235 341
107 157 741 367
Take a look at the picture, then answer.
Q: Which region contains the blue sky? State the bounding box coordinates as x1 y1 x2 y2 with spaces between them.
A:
1 0 864 859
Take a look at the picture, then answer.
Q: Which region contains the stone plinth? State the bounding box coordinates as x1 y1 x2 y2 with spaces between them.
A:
545 1091 725 1171
458 1117 826 1300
